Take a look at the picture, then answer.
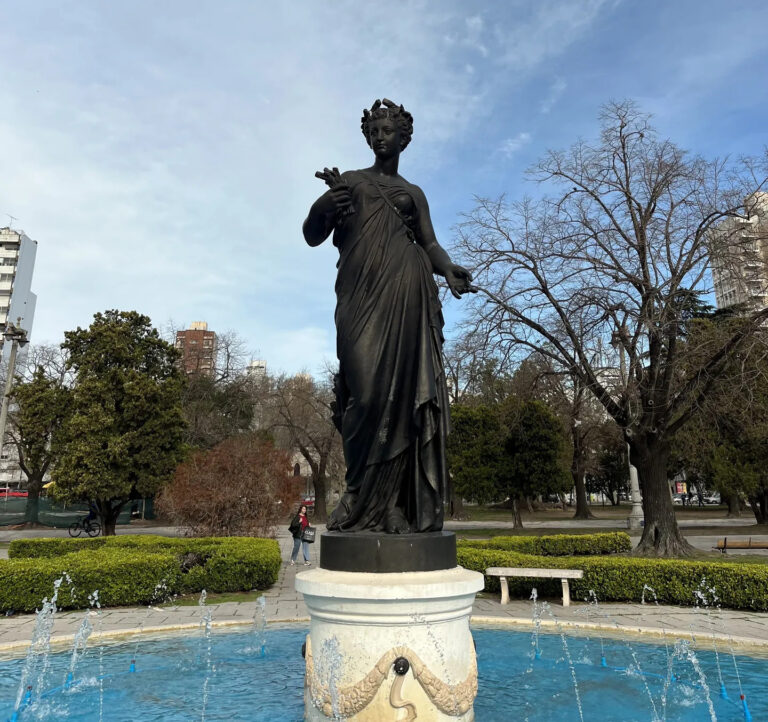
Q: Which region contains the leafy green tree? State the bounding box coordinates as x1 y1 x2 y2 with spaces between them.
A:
671 314 768 521
447 404 506 505
586 440 630 506
52 311 186 535
500 398 571 526
8 367 71 524
510 353 607 519
448 398 570 527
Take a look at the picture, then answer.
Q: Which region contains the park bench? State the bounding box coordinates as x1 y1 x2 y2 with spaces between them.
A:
485 567 584 607
714 537 768 554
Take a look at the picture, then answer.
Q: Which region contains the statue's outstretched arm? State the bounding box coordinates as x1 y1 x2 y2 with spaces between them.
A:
412 187 476 298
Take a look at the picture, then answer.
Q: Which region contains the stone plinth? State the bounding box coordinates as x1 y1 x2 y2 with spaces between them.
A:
320 531 456 573
296 566 484 721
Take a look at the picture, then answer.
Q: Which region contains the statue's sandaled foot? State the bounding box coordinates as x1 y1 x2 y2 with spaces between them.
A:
327 493 357 531
385 507 412 534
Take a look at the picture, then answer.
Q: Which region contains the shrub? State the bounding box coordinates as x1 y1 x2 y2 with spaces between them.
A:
156 434 302 537
0 550 182 613
1 536 281 613
457 547 768 611
458 532 631 556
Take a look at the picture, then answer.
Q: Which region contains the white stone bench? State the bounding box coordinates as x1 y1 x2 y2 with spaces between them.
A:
485 567 584 607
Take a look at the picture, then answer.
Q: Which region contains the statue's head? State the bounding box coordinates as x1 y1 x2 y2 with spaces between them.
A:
361 99 413 153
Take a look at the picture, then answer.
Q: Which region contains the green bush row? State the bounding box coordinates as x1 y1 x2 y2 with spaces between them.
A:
457 547 768 611
9 534 275 559
1 536 281 613
458 531 631 556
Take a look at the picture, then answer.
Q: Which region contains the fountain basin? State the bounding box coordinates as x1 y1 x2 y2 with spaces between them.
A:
1 624 766 721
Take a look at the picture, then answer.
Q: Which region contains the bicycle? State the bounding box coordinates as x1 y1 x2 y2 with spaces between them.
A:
68 516 102 537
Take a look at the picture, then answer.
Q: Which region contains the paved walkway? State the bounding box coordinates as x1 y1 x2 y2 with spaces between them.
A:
1 530 767 659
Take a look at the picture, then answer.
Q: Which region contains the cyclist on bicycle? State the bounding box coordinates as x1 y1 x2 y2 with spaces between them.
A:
84 502 99 528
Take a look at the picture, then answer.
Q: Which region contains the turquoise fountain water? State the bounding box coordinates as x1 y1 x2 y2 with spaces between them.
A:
1 581 765 721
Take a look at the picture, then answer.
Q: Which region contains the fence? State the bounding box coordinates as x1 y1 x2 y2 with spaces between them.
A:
0 496 154 527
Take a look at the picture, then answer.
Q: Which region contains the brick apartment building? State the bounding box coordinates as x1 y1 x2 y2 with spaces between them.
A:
175 321 217 376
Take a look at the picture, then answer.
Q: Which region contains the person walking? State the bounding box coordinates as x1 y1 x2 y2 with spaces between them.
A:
288 504 311 566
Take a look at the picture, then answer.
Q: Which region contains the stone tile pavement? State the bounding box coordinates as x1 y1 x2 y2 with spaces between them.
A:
1 530 768 658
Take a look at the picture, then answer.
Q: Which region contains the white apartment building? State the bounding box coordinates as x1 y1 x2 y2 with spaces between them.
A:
710 193 768 311
0 227 37 351
246 359 268 379
0 226 37 490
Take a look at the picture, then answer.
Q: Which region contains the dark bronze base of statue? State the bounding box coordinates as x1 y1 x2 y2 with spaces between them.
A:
319 530 456 573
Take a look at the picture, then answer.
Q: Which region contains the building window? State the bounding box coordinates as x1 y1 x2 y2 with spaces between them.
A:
293 463 301 477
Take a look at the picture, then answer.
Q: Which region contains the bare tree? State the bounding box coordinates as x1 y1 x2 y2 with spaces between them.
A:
4 345 72 525
162 322 260 449
454 101 768 556
264 373 343 522
213 329 252 382
443 336 515 407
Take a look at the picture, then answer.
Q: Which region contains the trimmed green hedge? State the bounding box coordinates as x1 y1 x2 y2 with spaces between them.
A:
1 536 281 613
9 535 276 559
458 547 768 611
458 532 631 556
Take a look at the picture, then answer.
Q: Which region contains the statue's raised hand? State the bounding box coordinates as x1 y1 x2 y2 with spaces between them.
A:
315 167 355 217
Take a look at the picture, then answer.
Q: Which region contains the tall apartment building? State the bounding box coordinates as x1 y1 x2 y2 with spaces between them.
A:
175 321 217 376
710 192 768 311
0 227 37 490
0 227 37 353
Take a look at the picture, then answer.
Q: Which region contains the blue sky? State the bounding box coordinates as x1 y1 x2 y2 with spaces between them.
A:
1 1 766 374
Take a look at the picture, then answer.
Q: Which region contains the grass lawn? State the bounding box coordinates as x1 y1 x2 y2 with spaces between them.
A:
162 589 264 607
456 503 742 523
455 526 628 539
455 524 768 539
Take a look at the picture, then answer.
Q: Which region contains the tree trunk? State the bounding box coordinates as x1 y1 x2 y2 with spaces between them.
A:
449 488 467 520
24 487 41 525
570 427 594 519
312 472 328 522
512 497 523 528
97 500 124 536
724 492 741 518
631 436 694 557
571 469 594 519
749 490 768 525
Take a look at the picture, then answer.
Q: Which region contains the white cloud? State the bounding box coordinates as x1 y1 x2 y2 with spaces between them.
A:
540 78 567 114
499 132 532 157
0 0 636 375
493 0 616 69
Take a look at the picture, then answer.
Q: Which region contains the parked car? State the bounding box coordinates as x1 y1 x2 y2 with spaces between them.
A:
671 493 685 505
704 493 721 505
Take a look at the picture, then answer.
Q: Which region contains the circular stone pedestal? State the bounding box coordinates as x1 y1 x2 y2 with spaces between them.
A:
296 566 484 721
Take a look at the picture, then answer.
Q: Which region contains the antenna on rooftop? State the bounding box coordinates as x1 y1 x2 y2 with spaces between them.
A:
6 215 17 229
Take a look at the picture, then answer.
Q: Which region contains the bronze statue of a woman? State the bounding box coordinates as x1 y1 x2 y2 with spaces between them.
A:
303 99 474 534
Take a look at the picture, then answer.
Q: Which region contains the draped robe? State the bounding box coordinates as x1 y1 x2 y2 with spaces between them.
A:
328 169 449 532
